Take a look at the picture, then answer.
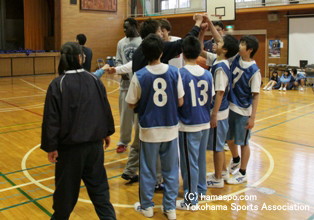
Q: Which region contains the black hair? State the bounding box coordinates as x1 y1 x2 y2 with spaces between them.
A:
58 42 83 75
222 35 239 59
76 34 87 45
291 68 297 75
213 21 224 30
240 35 259 58
141 34 164 62
140 18 161 39
160 19 172 32
124 17 138 29
182 36 201 60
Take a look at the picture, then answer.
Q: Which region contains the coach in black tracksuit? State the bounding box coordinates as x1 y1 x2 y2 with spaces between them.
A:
41 42 116 220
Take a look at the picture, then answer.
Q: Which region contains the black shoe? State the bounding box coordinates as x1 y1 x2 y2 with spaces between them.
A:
154 183 164 192
122 173 138 182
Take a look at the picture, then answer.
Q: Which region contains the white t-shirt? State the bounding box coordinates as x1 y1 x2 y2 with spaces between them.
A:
206 52 261 116
178 64 215 132
211 59 230 120
126 63 184 142
168 36 185 68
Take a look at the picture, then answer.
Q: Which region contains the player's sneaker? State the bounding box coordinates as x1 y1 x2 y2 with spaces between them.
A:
227 171 247 184
228 158 241 174
162 206 177 219
134 202 154 217
175 200 197 212
279 87 283 91
263 86 267 90
222 169 231 181
207 169 230 181
300 87 304 91
283 87 286 91
267 87 272 91
224 143 230 151
117 145 127 153
206 174 224 188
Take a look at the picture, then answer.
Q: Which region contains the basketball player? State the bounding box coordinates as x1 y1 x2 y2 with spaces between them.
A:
126 34 184 220
199 19 239 188
175 36 214 210
203 15 261 185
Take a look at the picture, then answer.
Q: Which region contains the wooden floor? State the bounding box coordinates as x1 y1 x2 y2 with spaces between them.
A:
0 74 313 220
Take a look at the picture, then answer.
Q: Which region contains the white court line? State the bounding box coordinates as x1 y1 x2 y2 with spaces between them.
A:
0 94 45 101
255 102 314 123
15 141 273 208
0 104 44 113
20 78 120 95
20 79 47 93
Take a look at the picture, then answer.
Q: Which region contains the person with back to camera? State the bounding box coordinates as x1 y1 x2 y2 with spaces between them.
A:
41 42 116 220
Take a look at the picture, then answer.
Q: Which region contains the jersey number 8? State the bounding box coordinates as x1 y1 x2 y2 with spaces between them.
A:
153 78 168 107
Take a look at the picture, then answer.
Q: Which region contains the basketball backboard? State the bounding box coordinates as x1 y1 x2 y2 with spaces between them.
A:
207 0 236 21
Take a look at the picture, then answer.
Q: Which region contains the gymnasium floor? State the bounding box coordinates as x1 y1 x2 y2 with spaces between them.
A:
0 74 313 220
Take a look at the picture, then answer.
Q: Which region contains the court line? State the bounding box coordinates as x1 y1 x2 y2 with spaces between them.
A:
256 98 308 114
0 94 45 101
254 135 314 148
16 141 273 208
0 126 41 135
3 146 121 176
0 100 43 117
0 157 127 194
0 104 44 113
0 174 122 212
308 214 314 220
253 110 314 134
255 102 314 123
0 172 52 217
0 121 41 129
20 79 47 93
20 77 120 95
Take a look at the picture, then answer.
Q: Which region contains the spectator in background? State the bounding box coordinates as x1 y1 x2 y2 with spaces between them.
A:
76 34 93 72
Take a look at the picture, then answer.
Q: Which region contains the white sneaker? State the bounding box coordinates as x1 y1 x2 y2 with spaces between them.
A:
263 86 267 90
222 169 231 181
206 174 224 188
283 87 286 91
227 171 247 184
134 202 154 218
267 87 272 91
300 87 304 92
279 87 282 91
228 158 241 174
162 206 177 219
224 143 230 151
207 169 230 181
175 200 197 212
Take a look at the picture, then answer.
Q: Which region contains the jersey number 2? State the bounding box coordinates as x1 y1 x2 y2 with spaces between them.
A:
189 80 208 107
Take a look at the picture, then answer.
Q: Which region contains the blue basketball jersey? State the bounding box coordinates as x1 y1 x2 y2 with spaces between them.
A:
229 55 260 109
210 60 231 111
136 65 179 128
178 67 213 126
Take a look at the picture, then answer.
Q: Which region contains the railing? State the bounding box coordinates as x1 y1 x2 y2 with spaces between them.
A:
127 0 314 18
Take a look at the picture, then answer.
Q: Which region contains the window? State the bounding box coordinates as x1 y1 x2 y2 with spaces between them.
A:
161 0 190 10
